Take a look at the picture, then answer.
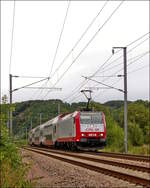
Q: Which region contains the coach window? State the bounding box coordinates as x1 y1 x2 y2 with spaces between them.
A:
54 125 56 133
40 130 43 136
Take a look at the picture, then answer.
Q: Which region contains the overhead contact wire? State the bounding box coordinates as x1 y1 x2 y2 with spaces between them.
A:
53 1 124 86
49 0 71 77
33 1 71 100
99 37 149 74
92 51 149 90
9 0 16 74
44 1 124 100
51 0 109 79
66 34 149 103
43 0 111 99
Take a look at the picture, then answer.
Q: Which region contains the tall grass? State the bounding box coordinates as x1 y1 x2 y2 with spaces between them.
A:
128 144 150 155
102 144 150 155
0 125 33 188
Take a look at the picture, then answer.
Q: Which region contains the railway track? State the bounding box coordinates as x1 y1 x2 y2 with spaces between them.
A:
25 146 150 173
23 146 150 187
88 151 150 163
26 145 150 162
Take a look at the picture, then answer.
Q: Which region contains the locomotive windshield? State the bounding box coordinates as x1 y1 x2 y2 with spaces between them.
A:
80 112 104 132
80 115 91 124
92 115 103 124
80 113 103 124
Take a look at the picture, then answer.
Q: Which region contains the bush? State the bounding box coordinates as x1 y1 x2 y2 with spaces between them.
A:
128 122 144 146
0 125 33 188
106 117 124 152
143 124 150 144
128 145 150 155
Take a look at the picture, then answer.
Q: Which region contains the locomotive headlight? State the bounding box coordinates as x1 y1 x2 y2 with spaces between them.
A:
100 133 103 137
81 133 85 136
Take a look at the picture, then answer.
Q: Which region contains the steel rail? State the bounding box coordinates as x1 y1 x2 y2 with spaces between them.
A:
23 147 150 187
88 151 150 162
26 145 150 162
25 146 150 173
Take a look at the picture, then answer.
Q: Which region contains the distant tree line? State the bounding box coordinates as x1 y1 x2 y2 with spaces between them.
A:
1 96 149 152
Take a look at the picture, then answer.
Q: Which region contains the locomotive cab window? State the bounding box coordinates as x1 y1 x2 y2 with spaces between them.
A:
80 113 103 124
80 113 104 132
91 114 103 124
80 116 91 124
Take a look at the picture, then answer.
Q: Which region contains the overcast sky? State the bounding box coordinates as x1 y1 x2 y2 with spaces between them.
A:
1 0 149 104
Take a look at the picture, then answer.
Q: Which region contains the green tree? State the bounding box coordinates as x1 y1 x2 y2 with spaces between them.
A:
91 101 110 116
2 94 8 104
119 103 149 129
128 122 144 146
106 117 124 152
117 101 149 145
143 124 150 144
0 96 33 187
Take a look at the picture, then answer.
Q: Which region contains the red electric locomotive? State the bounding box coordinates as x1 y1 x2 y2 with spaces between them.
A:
29 90 106 150
28 110 106 150
56 111 106 150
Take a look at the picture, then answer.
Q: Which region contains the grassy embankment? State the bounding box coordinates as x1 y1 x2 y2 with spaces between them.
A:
0 126 34 188
103 144 150 155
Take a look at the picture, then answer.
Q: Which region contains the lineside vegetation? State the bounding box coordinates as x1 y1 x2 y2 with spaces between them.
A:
0 96 33 188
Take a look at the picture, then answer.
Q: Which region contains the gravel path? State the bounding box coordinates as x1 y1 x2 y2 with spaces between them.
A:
21 149 143 188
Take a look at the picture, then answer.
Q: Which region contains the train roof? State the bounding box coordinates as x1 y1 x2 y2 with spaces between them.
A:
60 111 78 120
80 111 103 114
29 111 104 133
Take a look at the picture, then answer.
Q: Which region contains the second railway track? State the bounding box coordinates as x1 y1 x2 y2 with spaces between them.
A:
23 146 150 187
88 151 150 163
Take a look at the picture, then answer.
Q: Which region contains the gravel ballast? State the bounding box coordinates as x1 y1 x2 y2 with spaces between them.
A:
22 149 143 188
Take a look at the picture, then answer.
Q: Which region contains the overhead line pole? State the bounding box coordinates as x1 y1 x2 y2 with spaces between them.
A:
83 46 128 153
123 47 128 154
40 113 42 125
30 118 32 130
9 74 13 136
112 47 128 153
58 103 60 115
63 33 149 103
8 75 61 136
